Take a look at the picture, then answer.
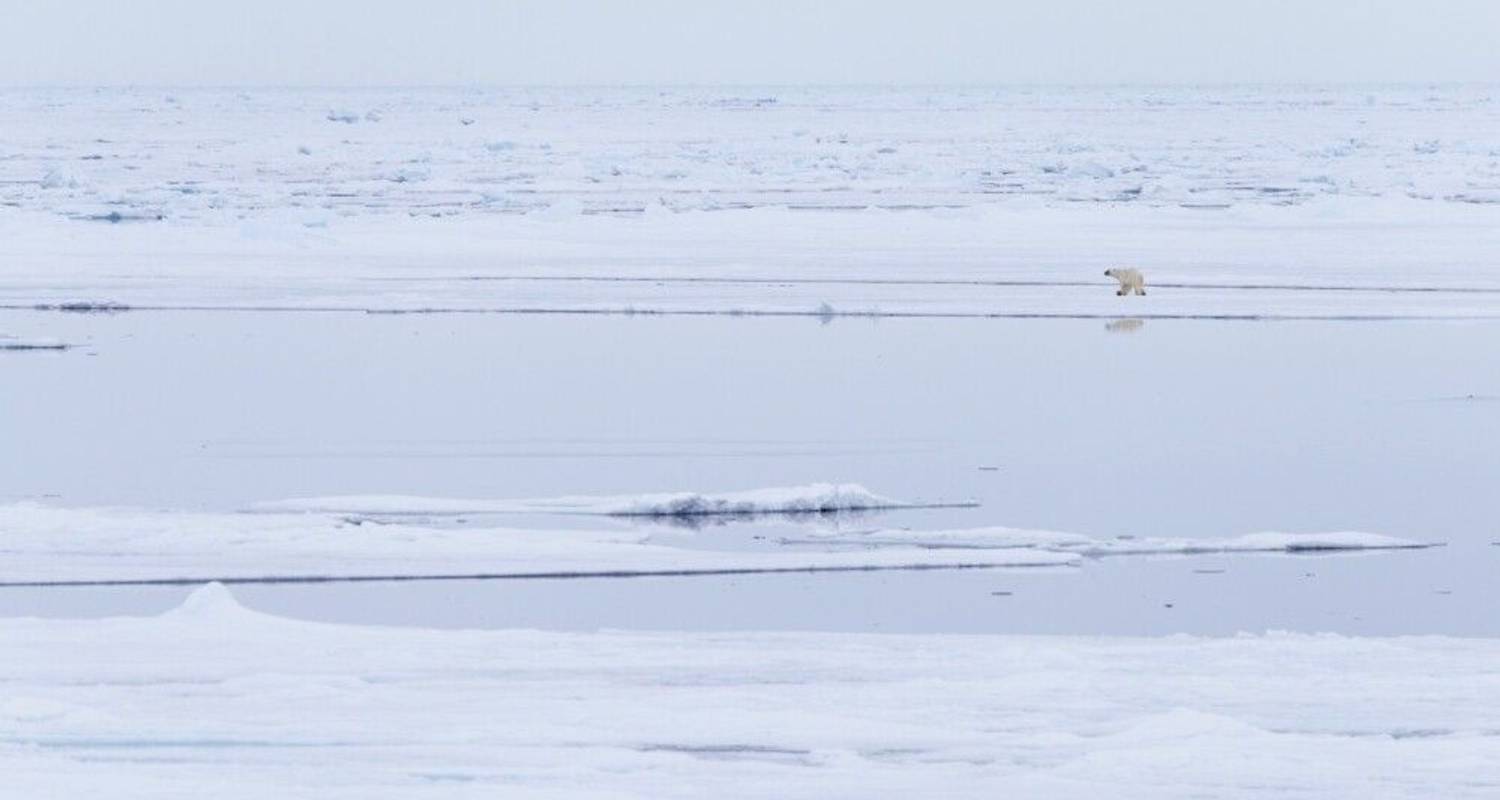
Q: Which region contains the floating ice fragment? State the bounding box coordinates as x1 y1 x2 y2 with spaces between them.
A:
0 335 69 351
799 527 1436 556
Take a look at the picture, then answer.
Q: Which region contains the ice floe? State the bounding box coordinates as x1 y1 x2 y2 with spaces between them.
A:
0 501 1060 585
790 526 1437 556
0 500 1435 586
3 87 1500 319
1 582 1497 797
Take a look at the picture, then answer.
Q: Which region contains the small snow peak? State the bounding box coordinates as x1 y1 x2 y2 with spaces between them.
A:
169 582 246 618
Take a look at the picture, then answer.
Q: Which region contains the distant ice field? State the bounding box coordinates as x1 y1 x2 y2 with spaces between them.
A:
2 86 1500 317
6 86 1500 218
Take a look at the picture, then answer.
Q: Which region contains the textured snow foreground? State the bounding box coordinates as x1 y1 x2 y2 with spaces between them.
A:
0 496 1432 585
3 583 1499 799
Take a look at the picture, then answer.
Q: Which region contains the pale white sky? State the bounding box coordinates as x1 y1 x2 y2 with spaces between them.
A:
2 0 1498 86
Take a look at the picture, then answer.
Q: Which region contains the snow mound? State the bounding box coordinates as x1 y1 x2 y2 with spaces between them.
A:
163 582 253 620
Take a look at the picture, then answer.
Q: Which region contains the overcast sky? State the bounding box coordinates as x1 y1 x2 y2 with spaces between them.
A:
3 0 1498 86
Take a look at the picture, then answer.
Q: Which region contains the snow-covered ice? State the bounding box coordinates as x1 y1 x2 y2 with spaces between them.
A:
2 583 1498 798
0 501 1072 585
4 84 1497 795
2 87 1500 318
0 500 1434 586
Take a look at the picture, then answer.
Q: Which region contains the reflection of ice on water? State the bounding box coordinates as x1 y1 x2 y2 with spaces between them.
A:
1105 318 1145 333
630 506 884 532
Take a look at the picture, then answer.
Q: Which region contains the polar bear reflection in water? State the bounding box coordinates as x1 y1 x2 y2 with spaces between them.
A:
1105 268 1146 296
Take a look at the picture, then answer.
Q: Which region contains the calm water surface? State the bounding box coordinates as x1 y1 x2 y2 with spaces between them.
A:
2 310 1496 634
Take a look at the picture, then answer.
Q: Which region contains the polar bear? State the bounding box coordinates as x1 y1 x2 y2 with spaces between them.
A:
1104 268 1146 296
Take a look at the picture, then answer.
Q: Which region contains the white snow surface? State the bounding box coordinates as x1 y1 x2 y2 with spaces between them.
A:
2 582 1498 798
0 502 1070 584
0 502 1431 585
261 482 926 517
3 87 1500 319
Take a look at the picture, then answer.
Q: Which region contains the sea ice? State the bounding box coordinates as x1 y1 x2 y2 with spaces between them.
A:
3 87 1500 318
0 498 1433 586
0 500 1064 585
1 583 1496 798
